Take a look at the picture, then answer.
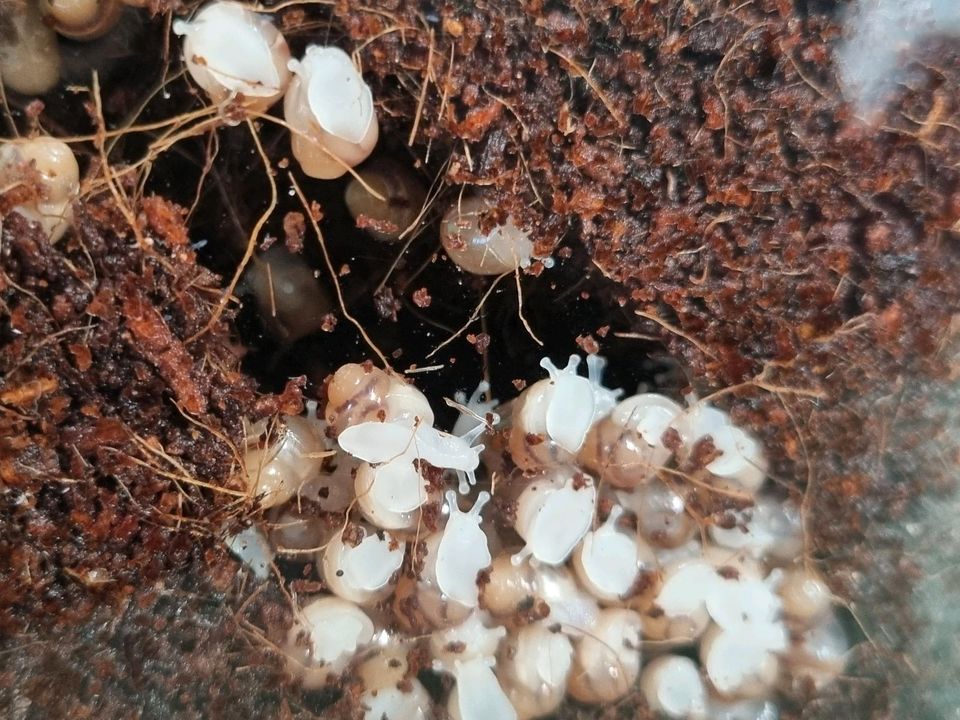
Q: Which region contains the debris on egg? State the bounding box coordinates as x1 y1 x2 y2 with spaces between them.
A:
671 403 768 494
580 392 681 487
321 523 405 605
173 0 291 113
285 45 378 179
356 643 434 720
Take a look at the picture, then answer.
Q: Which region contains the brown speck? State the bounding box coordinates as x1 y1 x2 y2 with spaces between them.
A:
320 313 337 332
575 334 600 354
717 566 740 580
282 211 305 253
412 287 432 308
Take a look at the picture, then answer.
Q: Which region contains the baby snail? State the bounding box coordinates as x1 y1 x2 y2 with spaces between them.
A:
509 354 621 471
224 355 849 719
440 195 535 275
285 45 379 179
345 158 426 242
173 0 291 115
40 0 123 41
0 0 61 95
0 137 80 242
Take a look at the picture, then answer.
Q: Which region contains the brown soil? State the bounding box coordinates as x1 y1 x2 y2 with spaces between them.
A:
2 0 959 718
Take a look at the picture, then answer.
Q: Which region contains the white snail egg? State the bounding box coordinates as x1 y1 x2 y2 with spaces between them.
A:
778 567 832 624
646 558 716 642
709 495 803 561
285 45 378 179
173 1 291 113
430 611 506 669
640 654 708 720
286 596 375 683
426 491 492 608
672 404 767 493
446 657 517 720
572 505 655 602
700 622 784 699
499 622 573 720
513 470 597 566
243 414 330 509
321 525 405 605
357 644 434 720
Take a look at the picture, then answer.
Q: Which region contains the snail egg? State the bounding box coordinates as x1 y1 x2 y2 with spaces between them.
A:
513 470 597 566
173 1 291 113
41 0 123 41
286 596 375 685
243 414 330 509
321 525 405 605
640 655 708 720
440 195 534 275
0 1 61 95
0 137 79 242
285 45 378 179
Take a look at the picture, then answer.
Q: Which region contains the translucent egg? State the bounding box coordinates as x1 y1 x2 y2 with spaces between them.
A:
566 608 643 703
0 1 61 95
0 137 79 242
243 415 330 509
40 0 122 40
440 195 534 275
579 393 681 488
345 158 426 242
